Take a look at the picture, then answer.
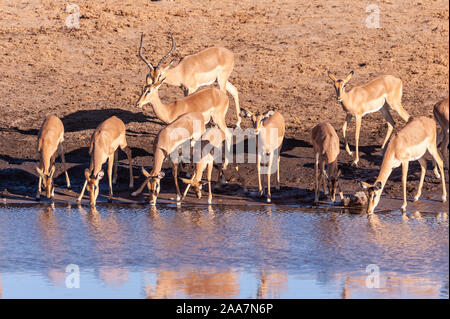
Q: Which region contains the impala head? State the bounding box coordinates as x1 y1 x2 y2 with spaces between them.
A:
84 169 104 207
137 32 175 109
323 169 342 202
142 168 165 205
241 108 275 134
181 174 206 200
36 166 56 199
327 71 353 103
360 181 383 214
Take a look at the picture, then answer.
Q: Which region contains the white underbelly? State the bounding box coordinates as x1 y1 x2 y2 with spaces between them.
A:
408 140 428 161
362 95 387 116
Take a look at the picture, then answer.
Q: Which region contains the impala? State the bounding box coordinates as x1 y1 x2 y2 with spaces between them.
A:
137 33 232 157
360 116 447 213
241 108 285 203
138 33 241 127
433 98 449 168
327 71 410 166
131 112 207 205
180 126 231 204
77 116 134 206
311 122 344 203
36 115 71 200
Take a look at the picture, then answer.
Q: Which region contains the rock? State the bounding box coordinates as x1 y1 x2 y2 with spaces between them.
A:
342 191 368 207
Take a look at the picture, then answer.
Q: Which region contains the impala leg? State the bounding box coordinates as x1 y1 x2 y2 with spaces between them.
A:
401 161 409 211
338 183 345 201
131 178 149 197
122 146 134 188
207 161 213 204
173 162 181 202
342 114 353 156
428 141 447 202
36 162 43 200
77 179 88 202
414 157 427 202
314 153 319 203
353 115 362 166
113 149 118 185
267 152 273 203
390 100 410 122
321 159 328 195
276 153 281 191
257 152 262 196
50 153 57 198
380 106 395 151
225 81 241 128
107 154 114 203
59 144 71 189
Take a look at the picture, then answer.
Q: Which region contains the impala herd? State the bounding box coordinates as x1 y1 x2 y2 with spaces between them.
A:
32 33 448 214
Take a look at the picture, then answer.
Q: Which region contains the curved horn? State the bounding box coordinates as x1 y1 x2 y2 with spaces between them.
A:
156 32 175 69
138 33 154 72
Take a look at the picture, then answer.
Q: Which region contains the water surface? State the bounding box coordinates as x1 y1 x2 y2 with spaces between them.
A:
0 203 448 298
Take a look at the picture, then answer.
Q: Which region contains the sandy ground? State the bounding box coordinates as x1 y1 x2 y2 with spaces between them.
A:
0 0 448 212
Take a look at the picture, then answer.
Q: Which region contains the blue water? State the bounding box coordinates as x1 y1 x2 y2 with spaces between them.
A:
0 203 448 298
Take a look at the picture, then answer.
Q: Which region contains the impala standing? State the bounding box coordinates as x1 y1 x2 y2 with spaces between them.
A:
360 116 447 213
241 108 285 203
311 122 344 203
138 33 241 127
131 112 207 205
77 116 134 206
137 33 232 158
433 98 449 168
36 115 71 200
327 71 410 166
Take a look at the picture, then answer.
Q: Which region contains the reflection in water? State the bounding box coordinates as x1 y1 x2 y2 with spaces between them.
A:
0 204 447 298
78 205 130 287
144 268 240 299
257 269 288 299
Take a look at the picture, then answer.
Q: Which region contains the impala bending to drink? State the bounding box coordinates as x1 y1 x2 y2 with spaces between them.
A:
36 115 71 200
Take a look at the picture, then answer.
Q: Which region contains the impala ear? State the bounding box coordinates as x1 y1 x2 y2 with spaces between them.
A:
360 181 371 189
36 167 44 178
264 110 275 118
84 168 91 180
141 167 150 177
241 108 252 118
327 70 337 82
157 171 165 179
97 170 105 180
49 165 56 178
161 59 176 73
180 177 193 185
146 74 153 85
344 71 354 82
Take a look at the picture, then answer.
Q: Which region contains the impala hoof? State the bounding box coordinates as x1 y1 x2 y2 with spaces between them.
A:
267 198 271 203
208 198 212 204
351 161 359 167
108 198 113 203
131 192 137 197
442 196 447 203
414 196 420 202
67 186 72 191
35 196 41 202
176 195 181 202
